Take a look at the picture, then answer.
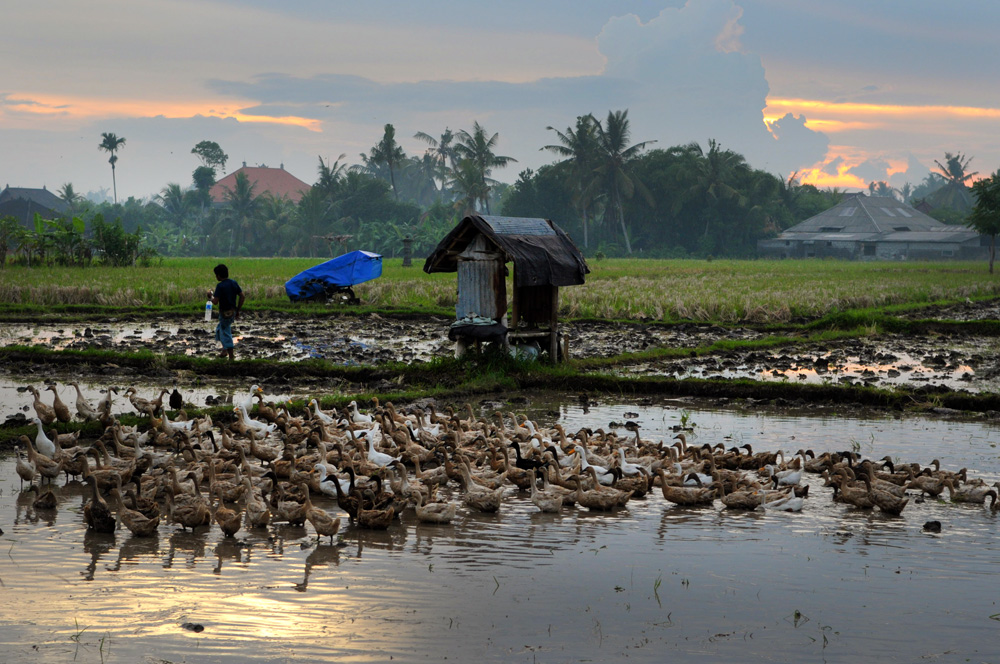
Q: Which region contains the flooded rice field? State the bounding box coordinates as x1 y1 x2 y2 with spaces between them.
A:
1 397 999 663
624 333 1000 393
3 313 999 393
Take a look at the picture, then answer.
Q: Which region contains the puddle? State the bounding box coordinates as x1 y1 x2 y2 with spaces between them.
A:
1 397 999 662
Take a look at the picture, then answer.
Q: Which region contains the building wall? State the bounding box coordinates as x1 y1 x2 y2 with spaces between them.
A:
759 238 989 261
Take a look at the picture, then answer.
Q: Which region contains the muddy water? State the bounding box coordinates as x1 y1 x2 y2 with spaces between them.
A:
1 399 999 663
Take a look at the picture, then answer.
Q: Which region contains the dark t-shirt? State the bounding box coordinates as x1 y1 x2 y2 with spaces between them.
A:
213 278 243 313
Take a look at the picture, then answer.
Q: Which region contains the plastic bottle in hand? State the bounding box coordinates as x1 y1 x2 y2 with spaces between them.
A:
204 299 213 321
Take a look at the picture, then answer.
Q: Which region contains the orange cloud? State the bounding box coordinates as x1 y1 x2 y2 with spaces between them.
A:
1 92 322 131
766 98 1000 120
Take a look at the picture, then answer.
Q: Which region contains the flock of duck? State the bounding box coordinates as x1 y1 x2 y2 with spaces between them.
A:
9 382 1000 544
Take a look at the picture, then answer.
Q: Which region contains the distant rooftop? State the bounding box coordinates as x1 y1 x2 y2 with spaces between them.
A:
209 164 311 204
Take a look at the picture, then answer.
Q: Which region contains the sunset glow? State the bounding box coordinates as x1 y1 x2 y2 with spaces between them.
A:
766 98 1000 120
0 93 322 132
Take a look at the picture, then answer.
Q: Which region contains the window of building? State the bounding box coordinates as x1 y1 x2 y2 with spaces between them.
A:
863 243 876 256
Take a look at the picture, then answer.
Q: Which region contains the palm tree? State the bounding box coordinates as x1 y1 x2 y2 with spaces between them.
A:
446 160 489 216
685 139 749 243
454 121 516 214
591 110 655 254
98 132 126 204
317 154 348 198
221 172 258 254
868 180 899 200
156 183 194 226
364 124 407 199
543 115 601 249
414 128 458 190
931 152 978 213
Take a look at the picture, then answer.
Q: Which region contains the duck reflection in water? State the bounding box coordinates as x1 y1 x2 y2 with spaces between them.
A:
164 527 210 569
82 529 116 581
213 538 246 575
295 542 343 591
110 533 162 571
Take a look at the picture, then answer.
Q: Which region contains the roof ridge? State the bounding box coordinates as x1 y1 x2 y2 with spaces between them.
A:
856 196 881 233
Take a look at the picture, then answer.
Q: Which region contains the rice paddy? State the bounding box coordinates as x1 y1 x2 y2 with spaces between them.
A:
1 258 997 323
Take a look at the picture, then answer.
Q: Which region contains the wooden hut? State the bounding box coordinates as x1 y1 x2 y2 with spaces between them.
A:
423 215 588 361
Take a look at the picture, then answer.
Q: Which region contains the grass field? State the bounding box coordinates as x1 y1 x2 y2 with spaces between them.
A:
1 257 997 323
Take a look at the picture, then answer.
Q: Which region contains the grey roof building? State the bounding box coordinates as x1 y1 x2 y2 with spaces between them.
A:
758 193 987 260
0 185 69 227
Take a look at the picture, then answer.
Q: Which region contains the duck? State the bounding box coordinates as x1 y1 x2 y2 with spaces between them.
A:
97 387 117 424
15 446 36 489
655 469 716 506
361 424 399 468
529 468 564 513
757 492 805 513
355 488 394 529
315 463 352 499
28 386 57 425
413 490 458 524
570 473 624 512
943 478 995 504
347 400 374 424
69 382 100 421
124 387 155 416
457 461 505 513
308 398 337 425
763 463 802 486
46 385 73 423
83 474 117 533
211 485 243 538
31 418 58 458
301 483 342 543
110 486 161 537
234 404 277 434
862 474 909 515
242 477 271 529
21 435 62 484
165 474 211 530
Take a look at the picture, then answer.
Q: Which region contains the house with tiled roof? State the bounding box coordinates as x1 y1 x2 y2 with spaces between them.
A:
758 193 987 260
209 163 311 204
0 185 69 227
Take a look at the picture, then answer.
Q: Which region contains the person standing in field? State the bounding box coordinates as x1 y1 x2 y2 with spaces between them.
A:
208 263 245 361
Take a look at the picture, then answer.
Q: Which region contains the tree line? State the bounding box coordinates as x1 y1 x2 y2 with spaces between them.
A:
4 111 980 265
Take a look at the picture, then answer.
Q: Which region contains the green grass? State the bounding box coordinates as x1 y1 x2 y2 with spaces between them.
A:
1 257 997 323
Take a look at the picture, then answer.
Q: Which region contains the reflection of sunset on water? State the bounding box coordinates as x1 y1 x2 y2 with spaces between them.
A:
2 399 1000 662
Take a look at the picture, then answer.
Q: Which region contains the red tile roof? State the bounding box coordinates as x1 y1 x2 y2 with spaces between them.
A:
209 165 311 204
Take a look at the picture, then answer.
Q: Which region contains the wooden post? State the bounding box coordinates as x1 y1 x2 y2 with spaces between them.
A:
549 285 559 363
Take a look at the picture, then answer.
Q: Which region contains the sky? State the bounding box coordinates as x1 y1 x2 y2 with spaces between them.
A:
2 0 998 202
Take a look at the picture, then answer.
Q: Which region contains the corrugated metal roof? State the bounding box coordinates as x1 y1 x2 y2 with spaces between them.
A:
424 215 588 287
480 216 556 236
881 230 980 242
779 195 947 236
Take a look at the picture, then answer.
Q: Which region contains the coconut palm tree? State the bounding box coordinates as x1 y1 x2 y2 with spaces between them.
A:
590 109 655 254
543 115 601 249
454 122 516 214
414 128 458 190
363 124 407 199
98 132 126 204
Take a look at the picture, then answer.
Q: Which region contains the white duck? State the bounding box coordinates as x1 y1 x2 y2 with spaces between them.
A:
617 448 646 477
314 463 352 498
308 399 337 425
234 404 277 435
571 444 614 484
764 464 802 486
238 384 264 413
32 418 57 458
363 424 398 468
347 400 373 424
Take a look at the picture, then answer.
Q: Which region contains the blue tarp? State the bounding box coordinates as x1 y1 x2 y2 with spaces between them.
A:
284 250 383 302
